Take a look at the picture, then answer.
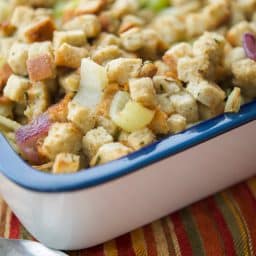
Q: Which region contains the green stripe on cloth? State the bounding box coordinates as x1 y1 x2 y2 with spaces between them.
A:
215 193 250 256
180 208 205 256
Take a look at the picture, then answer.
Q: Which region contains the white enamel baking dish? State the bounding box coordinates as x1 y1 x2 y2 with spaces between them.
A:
0 101 256 250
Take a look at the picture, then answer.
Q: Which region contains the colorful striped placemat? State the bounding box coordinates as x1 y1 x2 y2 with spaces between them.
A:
1 177 256 255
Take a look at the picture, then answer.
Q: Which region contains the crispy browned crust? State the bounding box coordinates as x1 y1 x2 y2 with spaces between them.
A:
149 109 169 135
0 96 12 105
47 94 72 122
24 17 55 43
27 54 55 81
75 0 106 16
0 21 16 37
0 63 13 92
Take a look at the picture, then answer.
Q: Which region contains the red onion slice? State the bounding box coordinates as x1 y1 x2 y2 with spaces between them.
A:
242 33 256 61
15 114 52 164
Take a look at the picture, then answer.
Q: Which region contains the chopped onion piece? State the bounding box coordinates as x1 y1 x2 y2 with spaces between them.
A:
110 93 155 132
242 33 256 61
15 114 52 164
73 58 108 109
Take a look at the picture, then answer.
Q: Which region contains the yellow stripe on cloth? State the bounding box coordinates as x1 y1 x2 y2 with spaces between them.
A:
222 192 252 256
104 240 118 256
131 228 147 256
167 218 182 256
152 220 169 256
247 178 256 197
4 207 11 238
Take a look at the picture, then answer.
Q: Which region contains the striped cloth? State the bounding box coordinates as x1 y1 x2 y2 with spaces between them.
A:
1 177 256 256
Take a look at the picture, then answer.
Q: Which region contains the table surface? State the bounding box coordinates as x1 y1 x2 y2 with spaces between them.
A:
1 177 256 256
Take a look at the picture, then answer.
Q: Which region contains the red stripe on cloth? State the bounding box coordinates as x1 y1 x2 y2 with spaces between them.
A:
231 184 256 252
84 244 105 256
116 233 136 256
170 212 193 256
143 224 158 256
9 214 20 239
206 197 236 256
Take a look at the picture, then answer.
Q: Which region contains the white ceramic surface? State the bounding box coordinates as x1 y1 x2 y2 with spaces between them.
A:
0 120 255 250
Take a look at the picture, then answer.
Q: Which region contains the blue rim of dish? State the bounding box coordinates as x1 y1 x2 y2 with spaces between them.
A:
0 100 256 193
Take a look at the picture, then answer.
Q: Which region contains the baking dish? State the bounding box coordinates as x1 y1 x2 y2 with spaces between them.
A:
0 100 255 250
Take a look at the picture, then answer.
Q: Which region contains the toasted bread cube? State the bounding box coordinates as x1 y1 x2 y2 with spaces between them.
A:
193 32 225 65
227 21 255 47
90 142 132 166
95 32 121 47
59 72 80 93
55 43 88 69
170 92 199 123
127 128 155 150
96 116 118 136
76 0 105 15
163 43 193 76
63 15 101 38
53 153 80 174
167 114 187 133
186 79 226 108
156 94 175 115
198 102 224 120
67 101 96 133
154 61 170 76
23 16 55 43
111 0 139 18
82 127 113 159
8 43 29 76
24 81 50 120
149 109 170 135
177 56 211 82
129 77 156 108
0 64 13 92
98 11 120 33
119 14 144 33
53 30 86 49
120 27 143 52
232 59 256 97
185 13 206 38
225 87 242 113
92 45 122 65
153 76 181 94
27 42 56 81
106 58 142 85
11 0 55 7
224 47 246 71
139 61 157 78
3 75 30 103
0 38 15 60
10 6 35 28
0 96 13 118
41 122 83 160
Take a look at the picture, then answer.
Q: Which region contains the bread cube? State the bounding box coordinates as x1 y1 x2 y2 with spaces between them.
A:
41 122 83 160
90 142 132 166
96 116 118 136
120 27 143 52
198 102 224 120
67 101 96 133
75 0 106 15
53 153 80 174
153 76 181 94
167 114 187 133
225 87 242 113
0 96 13 118
53 30 86 49
59 72 80 93
8 43 29 76
170 92 199 123
55 43 88 69
156 94 175 115
0 64 13 92
92 45 122 65
23 16 55 43
82 127 113 159
149 109 170 135
127 128 155 150
24 81 50 120
129 77 156 107
186 79 226 108
106 58 142 85
63 15 101 38
3 75 30 103
27 42 56 81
